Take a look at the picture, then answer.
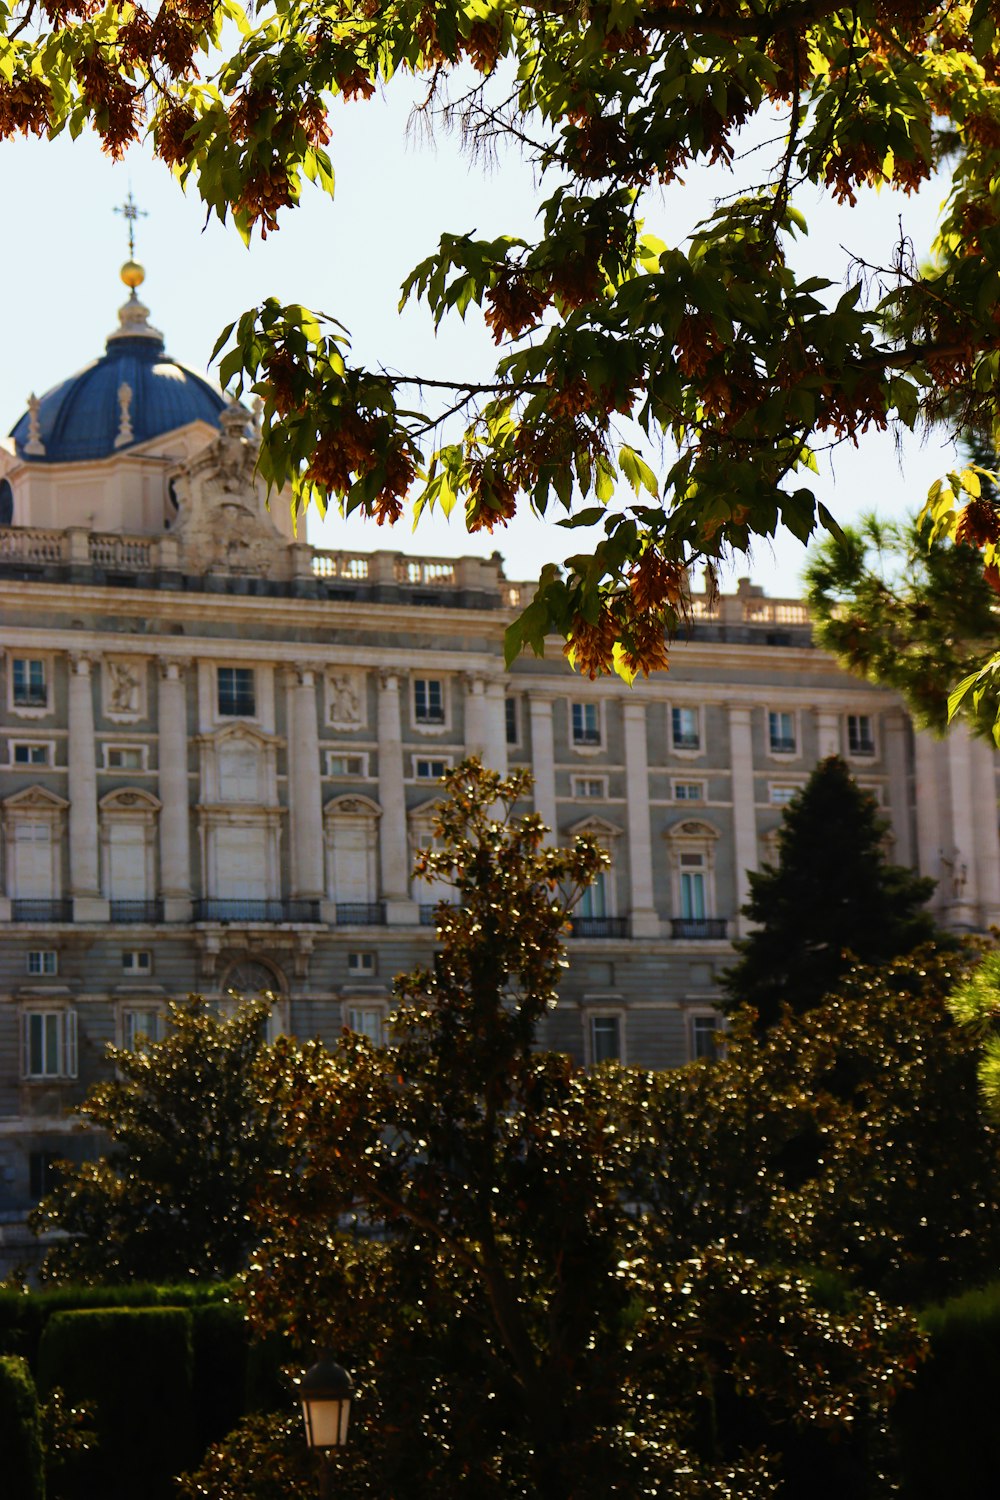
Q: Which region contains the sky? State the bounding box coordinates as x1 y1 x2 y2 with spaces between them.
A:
0 72 963 598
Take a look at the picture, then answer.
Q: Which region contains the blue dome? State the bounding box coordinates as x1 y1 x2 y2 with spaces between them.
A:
10 295 228 463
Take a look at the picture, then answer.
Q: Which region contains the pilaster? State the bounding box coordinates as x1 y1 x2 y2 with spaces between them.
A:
727 703 757 938
157 657 192 920
815 707 840 760
377 669 418 921
621 699 659 937
287 665 324 899
528 694 557 842
67 652 108 921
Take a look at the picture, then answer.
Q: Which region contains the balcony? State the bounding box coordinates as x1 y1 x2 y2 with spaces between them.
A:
672 734 701 751
419 903 459 927
671 918 728 940
769 737 797 755
110 899 164 924
336 902 386 926
569 916 630 939
10 899 74 923
194 898 321 923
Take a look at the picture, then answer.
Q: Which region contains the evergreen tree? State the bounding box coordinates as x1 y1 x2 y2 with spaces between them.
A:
721 757 939 1030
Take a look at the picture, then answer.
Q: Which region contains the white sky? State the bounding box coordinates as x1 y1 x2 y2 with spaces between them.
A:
0 74 962 596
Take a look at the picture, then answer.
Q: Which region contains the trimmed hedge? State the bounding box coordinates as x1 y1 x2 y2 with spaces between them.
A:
0 1355 45 1500
38 1308 195 1500
0 1283 231 1369
895 1280 1000 1499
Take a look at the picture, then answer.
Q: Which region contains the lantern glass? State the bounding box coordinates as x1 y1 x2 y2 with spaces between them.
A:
302 1392 351 1449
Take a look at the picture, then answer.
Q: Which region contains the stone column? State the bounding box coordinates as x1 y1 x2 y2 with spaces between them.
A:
484 677 509 777
68 653 107 920
377 669 418 922
913 728 945 917
287 666 325 903
972 733 1000 929
622 699 659 936
157 658 192 921
816 707 840 760
945 726 980 929
727 704 757 938
528 694 557 842
882 709 914 869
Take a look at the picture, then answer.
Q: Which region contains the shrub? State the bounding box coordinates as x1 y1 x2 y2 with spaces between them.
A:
0 1355 44 1500
37 1307 195 1500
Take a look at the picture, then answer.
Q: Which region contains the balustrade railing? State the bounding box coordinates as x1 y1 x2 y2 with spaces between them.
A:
569 916 630 939
11 898 74 923
109 899 164 923
90 534 152 570
194 898 321 923
336 902 386 925
312 551 371 580
0 528 64 565
670 918 728 940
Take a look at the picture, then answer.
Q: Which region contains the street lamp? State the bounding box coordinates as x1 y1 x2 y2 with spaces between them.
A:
300 1354 353 1499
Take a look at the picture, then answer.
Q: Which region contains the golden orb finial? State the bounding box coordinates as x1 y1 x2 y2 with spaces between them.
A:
120 259 145 291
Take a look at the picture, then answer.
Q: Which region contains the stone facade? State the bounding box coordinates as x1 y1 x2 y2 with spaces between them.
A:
1 281 998 1259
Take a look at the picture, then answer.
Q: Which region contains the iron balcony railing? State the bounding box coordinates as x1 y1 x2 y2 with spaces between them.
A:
335 902 387 926
569 916 630 939
671 918 728 940
769 737 797 755
194 898 321 923
10 898 74 923
110 899 164 924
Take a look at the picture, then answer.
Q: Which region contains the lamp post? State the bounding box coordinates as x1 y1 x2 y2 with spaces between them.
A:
300 1354 353 1500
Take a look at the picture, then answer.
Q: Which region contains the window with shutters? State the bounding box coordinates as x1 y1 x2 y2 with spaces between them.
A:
120 1006 163 1052
11 821 56 898
21 1008 77 1079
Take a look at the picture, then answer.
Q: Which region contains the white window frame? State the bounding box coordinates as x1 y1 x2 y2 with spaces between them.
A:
412 754 454 782
767 708 799 759
689 1010 724 1062
411 676 449 733
20 1007 78 1080
344 1000 388 1046
571 774 608 800
671 779 706 803
103 743 149 772
505 695 521 748
348 951 377 976
767 782 802 807
10 739 53 768
8 654 52 719
584 1007 626 1066
119 1004 165 1052
27 949 58 977
121 949 153 976
846 712 878 759
670 704 702 757
570 700 604 752
325 751 369 779
665 820 720 931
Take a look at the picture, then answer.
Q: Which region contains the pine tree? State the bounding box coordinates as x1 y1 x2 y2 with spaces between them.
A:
721 757 939 1030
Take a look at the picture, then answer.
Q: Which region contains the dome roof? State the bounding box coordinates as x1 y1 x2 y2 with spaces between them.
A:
10 289 228 464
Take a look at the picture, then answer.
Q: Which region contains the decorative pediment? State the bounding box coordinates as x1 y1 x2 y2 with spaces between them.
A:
324 793 382 820
566 814 623 841
3 784 69 812
199 721 281 749
99 788 162 813
665 819 720 842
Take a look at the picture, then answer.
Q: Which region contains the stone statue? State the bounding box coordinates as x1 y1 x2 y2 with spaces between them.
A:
107 659 140 714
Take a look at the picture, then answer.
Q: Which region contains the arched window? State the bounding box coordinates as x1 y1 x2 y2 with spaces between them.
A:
0 478 12 526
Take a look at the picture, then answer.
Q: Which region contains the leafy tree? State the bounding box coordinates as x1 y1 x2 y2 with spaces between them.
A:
30 997 284 1285
223 761 922 1499
721 756 938 1029
4 4 1000 672
805 512 1000 740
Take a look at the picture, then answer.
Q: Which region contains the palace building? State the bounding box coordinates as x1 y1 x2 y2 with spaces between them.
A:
1 257 998 1263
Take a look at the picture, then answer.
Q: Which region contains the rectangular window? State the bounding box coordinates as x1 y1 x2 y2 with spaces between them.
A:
13 658 47 709
13 742 49 766
571 702 601 747
348 951 376 975
217 666 256 718
22 1010 77 1079
680 854 706 921
671 706 700 751
29 1151 63 1200
505 697 519 745
106 745 145 771
691 1015 719 1061
122 950 152 975
580 870 609 919
768 710 796 755
415 757 450 780
591 1014 622 1064
347 1006 385 1045
122 1007 161 1052
673 781 704 802
413 678 445 724
848 714 876 756
769 784 799 806
27 950 58 977
572 775 606 799
326 753 366 778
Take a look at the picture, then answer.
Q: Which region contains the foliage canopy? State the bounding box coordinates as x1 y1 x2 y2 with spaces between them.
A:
30 996 284 1284
721 756 939 1028
5 2 1000 672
